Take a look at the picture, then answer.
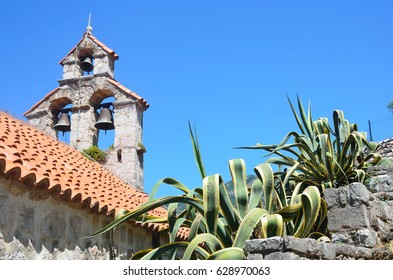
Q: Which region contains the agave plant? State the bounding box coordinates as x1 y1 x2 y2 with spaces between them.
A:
241 95 383 191
87 123 327 260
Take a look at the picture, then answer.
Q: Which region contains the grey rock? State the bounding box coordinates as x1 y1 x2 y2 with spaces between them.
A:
331 232 353 245
284 236 336 260
0 240 7 259
368 175 393 193
324 188 337 210
246 253 263 260
264 252 301 260
348 183 370 206
327 205 370 231
370 200 393 222
353 229 378 248
245 237 283 255
369 215 386 233
378 220 391 239
337 186 349 208
371 247 391 260
3 239 27 260
386 191 393 200
335 244 373 259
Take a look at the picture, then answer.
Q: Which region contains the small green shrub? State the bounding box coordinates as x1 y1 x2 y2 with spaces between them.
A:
137 142 146 154
83 146 106 163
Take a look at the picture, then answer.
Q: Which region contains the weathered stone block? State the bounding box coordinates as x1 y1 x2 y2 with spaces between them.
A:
246 253 263 260
245 237 283 255
335 244 372 259
284 236 336 260
387 191 393 200
327 205 370 231
369 215 386 233
0 240 7 259
331 232 354 245
370 200 393 222
368 175 393 193
324 188 337 210
264 252 301 260
354 229 378 248
337 186 349 207
348 183 370 206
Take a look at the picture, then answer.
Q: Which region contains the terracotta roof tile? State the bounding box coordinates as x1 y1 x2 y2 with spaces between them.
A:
0 112 167 232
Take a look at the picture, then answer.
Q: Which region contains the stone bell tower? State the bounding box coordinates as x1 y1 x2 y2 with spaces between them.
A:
24 25 148 190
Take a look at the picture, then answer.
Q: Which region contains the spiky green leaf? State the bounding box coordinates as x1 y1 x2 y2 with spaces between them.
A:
229 159 248 218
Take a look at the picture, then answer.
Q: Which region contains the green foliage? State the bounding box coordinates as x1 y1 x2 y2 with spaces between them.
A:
137 142 146 154
241 95 383 191
83 146 106 163
88 124 327 260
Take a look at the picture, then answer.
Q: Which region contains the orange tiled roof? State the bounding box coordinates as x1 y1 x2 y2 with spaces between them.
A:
59 32 119 65
0 111 167 232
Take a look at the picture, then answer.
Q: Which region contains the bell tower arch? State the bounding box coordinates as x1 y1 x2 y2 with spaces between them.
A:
23 26 149 190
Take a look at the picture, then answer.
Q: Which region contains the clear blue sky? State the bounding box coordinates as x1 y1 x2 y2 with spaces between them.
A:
1 0 392 197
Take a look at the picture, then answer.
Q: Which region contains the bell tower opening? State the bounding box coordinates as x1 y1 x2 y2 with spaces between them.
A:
95 96 115 150
54 107 72 143
49 98 73 144
78 48 94 76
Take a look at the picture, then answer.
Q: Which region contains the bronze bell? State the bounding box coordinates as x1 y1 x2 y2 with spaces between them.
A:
54 112 71 133
80 56 94 73
95 107 115 131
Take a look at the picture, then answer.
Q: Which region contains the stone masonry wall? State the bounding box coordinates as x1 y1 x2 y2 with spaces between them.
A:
246 173 393 260
246 236 377 260
376 138 393 160
245 139 393 260
0 175 155 260
246 181 393 260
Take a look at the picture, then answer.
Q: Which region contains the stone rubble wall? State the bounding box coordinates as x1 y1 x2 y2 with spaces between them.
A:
376 138 393 160
245 171 393 260
246 236 378 260
324 181 393 248
245 179 393 260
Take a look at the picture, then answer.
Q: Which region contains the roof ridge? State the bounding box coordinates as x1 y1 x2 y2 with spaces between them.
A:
106 78 149 109
0 108 27 122
23 87 60 116
59 32 119 65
